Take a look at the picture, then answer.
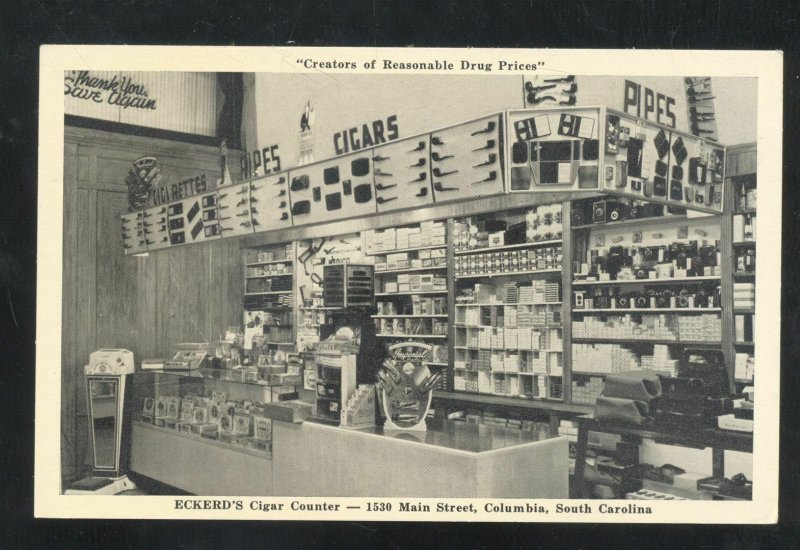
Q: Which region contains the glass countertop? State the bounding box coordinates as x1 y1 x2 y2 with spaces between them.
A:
141 368 284 386
309 418 559 454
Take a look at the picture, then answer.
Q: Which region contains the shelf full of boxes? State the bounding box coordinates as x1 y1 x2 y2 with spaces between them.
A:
242 243 295 347
568 196 725 405
726 143 757 385
451 203 566 402
365 220 450 389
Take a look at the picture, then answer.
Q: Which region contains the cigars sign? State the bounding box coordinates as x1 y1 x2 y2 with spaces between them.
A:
64 71 157 111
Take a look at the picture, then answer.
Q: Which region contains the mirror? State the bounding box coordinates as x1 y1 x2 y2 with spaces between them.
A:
89 376 119 470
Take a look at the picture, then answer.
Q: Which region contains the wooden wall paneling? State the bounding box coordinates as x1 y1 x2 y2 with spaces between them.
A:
74 186 95 472
137 254 157 360
95 190 140 350
154 247 173 358
204 240 220 341
61 142 79 481
190 243 211 343
63 126 238 480
165 246 186 352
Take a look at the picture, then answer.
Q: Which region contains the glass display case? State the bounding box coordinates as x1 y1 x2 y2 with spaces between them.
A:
128 368 307 494
131 369 303 459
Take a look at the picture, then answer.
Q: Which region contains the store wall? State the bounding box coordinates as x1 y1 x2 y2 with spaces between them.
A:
62 126 243 482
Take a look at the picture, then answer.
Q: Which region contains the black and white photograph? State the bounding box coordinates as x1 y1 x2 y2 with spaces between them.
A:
34 46 781 523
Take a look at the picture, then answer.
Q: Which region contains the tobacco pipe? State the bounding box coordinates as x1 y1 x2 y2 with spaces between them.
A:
433 182 458 192
684 77 711 88
372 155 390 162
431 152 453 162
471 171 497 184
275 189 286 197
409 172 427 183
691 123 716 135
410 158 426 167
687 88 714 97
559 94 577 106
376 196 397 204
375 183 397 191
275 176 286 184
690 106 715 115
410 141 426 152
432 168 458 177
473 153 497 168
374 169 393 177
470 121 497 135
688 95 716 104
528 94 557 105
544 75 575 83
561 83 578 94
431 136 445 146
249 184 260 191
236 186 248 195
471 139 496 151
524 81 556 93
691 113 715 123
280 212 289 221
415 188 428 197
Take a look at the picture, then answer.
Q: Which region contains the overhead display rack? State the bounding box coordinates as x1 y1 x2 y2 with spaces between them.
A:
121 107 726 255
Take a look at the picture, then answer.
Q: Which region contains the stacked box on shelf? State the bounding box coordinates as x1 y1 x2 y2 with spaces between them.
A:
675 314 722 341
572 343 641 374
733 282 756 309
454 246 562 276
735 352 755 381
735 314 755 342
571 377 604 405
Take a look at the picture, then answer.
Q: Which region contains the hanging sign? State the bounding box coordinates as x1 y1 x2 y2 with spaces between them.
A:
333 115 399 155
64 70 157 111
623 79 677 128
123 156 210 210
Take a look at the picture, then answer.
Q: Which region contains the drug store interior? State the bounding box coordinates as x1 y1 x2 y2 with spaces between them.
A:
60 70 758 501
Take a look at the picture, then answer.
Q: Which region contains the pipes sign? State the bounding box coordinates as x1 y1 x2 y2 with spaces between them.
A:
623 80 676 128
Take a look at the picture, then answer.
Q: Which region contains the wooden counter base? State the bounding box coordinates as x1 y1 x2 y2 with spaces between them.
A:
131 419 568 498
271 421 568 498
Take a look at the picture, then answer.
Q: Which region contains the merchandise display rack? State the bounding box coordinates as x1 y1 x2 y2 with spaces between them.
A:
223 116 754 423
724 143 757 387
242 243 295 347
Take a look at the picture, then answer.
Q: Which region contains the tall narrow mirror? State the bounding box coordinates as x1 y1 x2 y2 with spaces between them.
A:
88 377 119 470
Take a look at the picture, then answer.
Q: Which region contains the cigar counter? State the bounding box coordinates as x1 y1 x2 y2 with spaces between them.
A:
123 107 756 499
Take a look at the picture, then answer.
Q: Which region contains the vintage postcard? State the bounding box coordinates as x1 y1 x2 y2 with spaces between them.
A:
35 46 781 522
